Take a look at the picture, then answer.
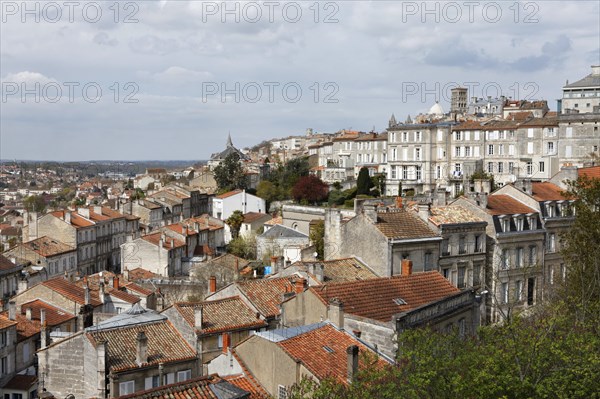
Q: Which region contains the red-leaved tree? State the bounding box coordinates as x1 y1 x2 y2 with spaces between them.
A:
291 175 329 204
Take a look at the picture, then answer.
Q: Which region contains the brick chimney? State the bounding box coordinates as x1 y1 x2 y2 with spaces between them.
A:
346 345 359 383
208 276 217 294
194 306 203 330
328 298 344 329
401 259 413 276
294 278 305 294
395 196 403 209
113 276 119 290
136 331 148 365
222 333 230 354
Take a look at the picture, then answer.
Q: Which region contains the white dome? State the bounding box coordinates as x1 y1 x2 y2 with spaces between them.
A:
429 102 445 116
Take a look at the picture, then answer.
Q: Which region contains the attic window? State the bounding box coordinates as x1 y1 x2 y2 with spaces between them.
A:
323 346 335 353
393 298 407 306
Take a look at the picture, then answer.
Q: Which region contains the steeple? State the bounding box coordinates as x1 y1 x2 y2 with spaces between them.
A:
226 132 233 147
388 114 397 128
405 114 412 124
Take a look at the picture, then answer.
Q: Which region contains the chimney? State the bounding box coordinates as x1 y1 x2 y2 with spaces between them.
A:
194 306 203 330
222 333 230 354
64 210 71 224
270 256 279 274
77 207 90 219
40 308 46 325
328 298 344 329
522 179 533 195
113 276 119 290
93 205 102 215
363 204 377 223
158 363 165 386
395 196 403 209
294 278 305 294
208 276 217 294
417 203 431 222
170 239 174 249
136 331 148 365
479 193 488 209
25 307 32 320
8 301 16 320
99 282 107 304
401 259 413 276
84 284 91 306
40 321 49 349
315 263 324 283
346 345 359 383
194 222 200 232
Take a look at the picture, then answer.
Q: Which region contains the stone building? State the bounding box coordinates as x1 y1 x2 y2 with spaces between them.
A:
0 255 23 299
0 314 18 388
162 296 267 365
121 232 185 278
37 304 199 398
256 224 310 264
207 322 391 398
559 65 600 114
280 263 479 359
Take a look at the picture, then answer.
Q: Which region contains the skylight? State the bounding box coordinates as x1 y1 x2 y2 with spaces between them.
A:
323 346 335 353
393 298 407 305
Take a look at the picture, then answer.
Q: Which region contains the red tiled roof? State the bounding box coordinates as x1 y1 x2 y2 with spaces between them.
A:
51 210 94 227
116 374 248 399
1 375 37 390
0 255 19 272
0 314 17 330
278 324 388 384
108 288 141 304
224 374 270 399
311 271 460 322
242 212 271 224
171 296 267 335
216 189 243 199
42 278 103 307
124 282 153 296
86 320 196 372
142 232 186 249
22 236 75 257
531 182 569 201
486 195 537 215
127 267 158 281
237 277 296 318
578 166 600 179
375 209 439 239
20 299 76 326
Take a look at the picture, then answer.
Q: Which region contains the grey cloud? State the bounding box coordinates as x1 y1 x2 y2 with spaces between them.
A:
94 32 118 47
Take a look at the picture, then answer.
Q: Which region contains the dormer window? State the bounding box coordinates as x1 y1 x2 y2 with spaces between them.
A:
545 201 554 218
514 216 524 232
500 216 510 232
527 214 537 230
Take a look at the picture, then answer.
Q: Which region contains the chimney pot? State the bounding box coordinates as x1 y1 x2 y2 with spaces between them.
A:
294 278 305 294
113 276 119 290
222 333 230 354
401 259 413 276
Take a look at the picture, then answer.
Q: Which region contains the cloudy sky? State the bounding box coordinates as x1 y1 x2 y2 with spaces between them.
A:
1 0 598 161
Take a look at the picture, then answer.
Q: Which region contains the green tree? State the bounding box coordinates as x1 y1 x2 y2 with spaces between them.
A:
356 167 374 196
256 180 279 206
309 220 325 260
225 210 245 239
227 235 257 259
23 195 46 212
214 153 247 192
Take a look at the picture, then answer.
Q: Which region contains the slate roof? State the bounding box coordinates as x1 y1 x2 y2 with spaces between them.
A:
374 209 439 239
564 72 600 88
22 236 75 257
310 271 460 322
277 323 389 385
1 375 37 391
259 224 308 239
86 319 196 372
170 297 267 335
486 195 537 215
531 182 569 201
236 277 296 318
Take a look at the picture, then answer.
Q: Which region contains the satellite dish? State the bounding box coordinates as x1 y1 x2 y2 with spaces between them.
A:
313 252 318 258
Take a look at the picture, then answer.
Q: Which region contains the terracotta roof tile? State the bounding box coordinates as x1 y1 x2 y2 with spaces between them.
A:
375 209 439 239
531 182 569 201
296 258 378 283
86 320 196 372
0 314 17 330
224 374 270 399
242 212 271 224
51 210 94 227
124 282 154 296
142 232 186 249
0 255 20 272
578 166 600 179
22 236 75 257
127 267 158 281
426 205 486 226
278 324 388 384
216 189 243 199
206 254 250 272
171 296 267 335
42 277 103 307
486 195 537 215
311 271 460 322
20 299 76 326
237 277 296 318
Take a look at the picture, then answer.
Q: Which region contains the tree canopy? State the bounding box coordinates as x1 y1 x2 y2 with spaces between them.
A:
214 153 247 192
291 175 329 204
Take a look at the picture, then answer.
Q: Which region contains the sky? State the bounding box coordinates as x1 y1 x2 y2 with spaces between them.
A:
1 0 599 161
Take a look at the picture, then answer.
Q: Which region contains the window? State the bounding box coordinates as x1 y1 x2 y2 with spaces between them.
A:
424 252 433 271
527 142 533 154
415 166 422 181
498 144 504 155
526 162 533 176
441 239 450 256
22 342 29 363
488 145 494 155
508 144 515 156
119 381 135 395
455 146 461 157
529 246 537 265
457 266 466 288
458 236 466 254
501 218 510 233
402 166 408 180
539 161 545 173
499 131 505 139
547 142 555 154
402 132 408 142
436 165 442 179
11 395 22 399
501 282 509 304
527 128 534 138
0 356 7 376
166 373 175 384
458 318 466 337
0 331 6 348
278 385 288 399
465 146 471 157
515 280 523 302
145 376 160 389
415 148 421 161
218 334 223 349
177 369 192 382
501 249 509 269
516 247 524 267
473 264 481 286
415 131 421 142
548 233 556 252
498 162 504 173
474 235 482 252
508 162 514 174
391 166 397 180
515 217 524 231
487 162 494 173
527 278 535 306
455 131 462 141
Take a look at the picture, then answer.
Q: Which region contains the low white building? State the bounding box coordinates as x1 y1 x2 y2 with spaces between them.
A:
212 189 266 221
